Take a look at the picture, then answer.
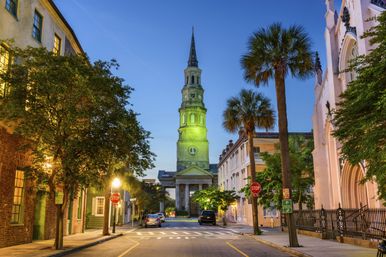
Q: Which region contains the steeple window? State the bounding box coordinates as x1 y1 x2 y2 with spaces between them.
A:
190 113 195 123
191 75 194 84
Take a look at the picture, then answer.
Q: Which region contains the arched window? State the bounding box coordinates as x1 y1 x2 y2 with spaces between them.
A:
190 113 195 123
198 76 200 84
182 114 186 125
186 76 188 84
191 75 194 84
346 42 358 84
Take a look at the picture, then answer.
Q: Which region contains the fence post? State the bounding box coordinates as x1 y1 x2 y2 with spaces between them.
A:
320 205 327 239
336 203 346 243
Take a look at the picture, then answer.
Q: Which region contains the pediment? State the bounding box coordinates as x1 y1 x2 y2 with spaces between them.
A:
176 166 213 177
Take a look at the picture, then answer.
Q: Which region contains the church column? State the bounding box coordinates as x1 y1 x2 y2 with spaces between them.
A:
176 184 180 210
185 184 190 212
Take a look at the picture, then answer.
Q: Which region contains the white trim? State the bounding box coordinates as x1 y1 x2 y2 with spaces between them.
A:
94 196 105 216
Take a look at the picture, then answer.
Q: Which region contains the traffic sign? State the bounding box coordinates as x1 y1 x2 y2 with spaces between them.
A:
110 192 120 204
250 182 262 197
282 188 290 199
282 199 293 214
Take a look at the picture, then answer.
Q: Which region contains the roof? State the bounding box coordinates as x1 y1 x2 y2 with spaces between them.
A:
187 28 198 67
48 0 84 53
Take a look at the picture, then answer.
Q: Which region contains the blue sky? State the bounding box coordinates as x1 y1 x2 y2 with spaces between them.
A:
55 0 329 179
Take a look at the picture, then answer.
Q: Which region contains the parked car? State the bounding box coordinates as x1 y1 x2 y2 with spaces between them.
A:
156 212 166 222
144 214 161 228
198 210 216 225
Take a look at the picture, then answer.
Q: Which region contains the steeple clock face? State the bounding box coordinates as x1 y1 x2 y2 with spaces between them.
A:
188 146 197 156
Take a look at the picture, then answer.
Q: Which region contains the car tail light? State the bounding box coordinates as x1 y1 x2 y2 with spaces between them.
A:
156 218 160 221
145 218 149 222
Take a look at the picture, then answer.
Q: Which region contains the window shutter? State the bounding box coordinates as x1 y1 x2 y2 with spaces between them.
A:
91 197 96 216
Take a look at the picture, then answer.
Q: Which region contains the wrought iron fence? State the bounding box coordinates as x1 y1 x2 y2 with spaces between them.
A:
283 206 386 241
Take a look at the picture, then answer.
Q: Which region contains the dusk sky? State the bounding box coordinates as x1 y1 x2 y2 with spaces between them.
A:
55 0 334 180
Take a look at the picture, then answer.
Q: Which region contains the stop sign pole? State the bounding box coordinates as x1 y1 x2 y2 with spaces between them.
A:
250 182 262 198
110 192 120 233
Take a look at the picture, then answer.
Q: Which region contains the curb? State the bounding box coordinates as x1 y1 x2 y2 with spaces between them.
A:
48 233 123 257
246 234 312 257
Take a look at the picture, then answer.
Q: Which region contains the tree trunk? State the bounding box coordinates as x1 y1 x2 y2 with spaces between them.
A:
102 186 111 236
248 131 261 235
54 204 64 249
274 71 300 247
222 215 227 226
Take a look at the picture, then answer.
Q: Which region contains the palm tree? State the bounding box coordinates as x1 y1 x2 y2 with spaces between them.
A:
223 89 275 235
241 23 314 246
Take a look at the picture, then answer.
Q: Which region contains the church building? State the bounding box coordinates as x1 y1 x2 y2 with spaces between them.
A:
158 31 217 216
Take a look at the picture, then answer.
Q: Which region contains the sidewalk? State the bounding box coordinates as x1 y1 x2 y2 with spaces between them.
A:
0 224 138 257
220 223 378 257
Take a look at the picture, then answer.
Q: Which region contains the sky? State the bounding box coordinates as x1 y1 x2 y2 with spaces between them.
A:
54 0 332 180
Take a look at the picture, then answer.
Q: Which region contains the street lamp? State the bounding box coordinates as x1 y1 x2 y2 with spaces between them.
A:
111 177 121 234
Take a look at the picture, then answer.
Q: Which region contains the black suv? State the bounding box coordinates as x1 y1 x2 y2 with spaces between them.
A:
198 210 216 225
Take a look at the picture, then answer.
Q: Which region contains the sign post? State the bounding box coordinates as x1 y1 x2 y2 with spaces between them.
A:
282 199 293 214
250 182 262 198
129 198 136 228
110 193 120 233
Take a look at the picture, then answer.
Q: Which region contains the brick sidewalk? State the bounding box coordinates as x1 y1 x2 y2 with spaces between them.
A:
220 223 377 257
0 225 137 257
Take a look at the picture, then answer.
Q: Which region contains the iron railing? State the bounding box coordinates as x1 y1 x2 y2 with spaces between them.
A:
283 206 386 240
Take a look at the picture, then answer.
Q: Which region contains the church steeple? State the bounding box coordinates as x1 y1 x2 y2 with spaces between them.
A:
188 28 198 67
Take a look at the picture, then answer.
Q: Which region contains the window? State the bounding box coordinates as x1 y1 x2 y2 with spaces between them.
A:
263 207 278 217
11 170 25 224
190 113 195 123
53 34 61 55
5 0 17 17
253 147 261 159
191 75 194 84
95 197 105 216
0 45 11 97
190 93 195 99
32 10 43 42
77 190 83 219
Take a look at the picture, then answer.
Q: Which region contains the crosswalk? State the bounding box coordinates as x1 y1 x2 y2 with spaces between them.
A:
128 229 239 240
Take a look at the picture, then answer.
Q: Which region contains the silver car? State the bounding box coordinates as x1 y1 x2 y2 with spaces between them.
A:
144 214 161 228
156 212 166 223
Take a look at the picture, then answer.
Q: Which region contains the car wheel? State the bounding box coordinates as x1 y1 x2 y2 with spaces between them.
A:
199 222 202 225
159 223 161 227
213 222 216 226
145 224 147 228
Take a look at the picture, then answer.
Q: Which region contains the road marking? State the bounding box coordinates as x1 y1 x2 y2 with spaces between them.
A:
157 237 161 240
160 232 166 235
172 232 178 235
194 232 201 235
182 232 189 235
136 232 142 235
148 232 154 235
117 239 139 257
185 236 189 239
226 242 249 257
176 237 181 239
169 236 173 239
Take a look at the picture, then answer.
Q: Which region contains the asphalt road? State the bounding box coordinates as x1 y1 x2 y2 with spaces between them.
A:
67 219 291 257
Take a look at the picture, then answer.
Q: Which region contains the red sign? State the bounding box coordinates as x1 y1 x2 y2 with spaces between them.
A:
250 182 262 197
110 192 120 204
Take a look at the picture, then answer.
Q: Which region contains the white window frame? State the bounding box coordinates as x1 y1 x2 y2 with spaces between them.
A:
94 197 105 216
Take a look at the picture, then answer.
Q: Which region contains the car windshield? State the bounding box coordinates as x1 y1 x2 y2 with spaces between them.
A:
147 214 158 218
202 211 214 216
157 213 164 216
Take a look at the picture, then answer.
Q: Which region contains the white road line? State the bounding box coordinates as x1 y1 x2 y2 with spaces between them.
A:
185 236 189 239
148 232 154 235
194 232 201 235
191 236 196 239
182 232 189 235
136 232 142 235
172 232 178 235
176 237 181 239
157 237 161 239
160 232 166 235
169 236 173 239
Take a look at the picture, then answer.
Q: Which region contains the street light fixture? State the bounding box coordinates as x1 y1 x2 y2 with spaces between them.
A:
111 177 121 234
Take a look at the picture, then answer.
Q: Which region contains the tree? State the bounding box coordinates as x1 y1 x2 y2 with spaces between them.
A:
241 23 314 246
223 89 275 234
240 135 314 212
192 186 239 225
0 46 154 248
332 12 386 203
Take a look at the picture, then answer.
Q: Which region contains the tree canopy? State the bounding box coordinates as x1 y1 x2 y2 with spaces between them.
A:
332 12 386 202
192 186 238 212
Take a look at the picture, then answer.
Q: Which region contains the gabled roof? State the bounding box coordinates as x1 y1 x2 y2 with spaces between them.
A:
176 165 213 177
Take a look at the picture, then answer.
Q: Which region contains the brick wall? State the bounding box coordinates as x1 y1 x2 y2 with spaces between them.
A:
0 128 35 248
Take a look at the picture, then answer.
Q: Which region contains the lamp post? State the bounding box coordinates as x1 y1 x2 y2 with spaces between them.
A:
111 178 121 234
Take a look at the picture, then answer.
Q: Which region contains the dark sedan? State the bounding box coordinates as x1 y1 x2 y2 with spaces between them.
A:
198 210 216 225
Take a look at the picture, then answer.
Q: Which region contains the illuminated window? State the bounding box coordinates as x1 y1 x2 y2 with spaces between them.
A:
32 10 43 42
11 170 25 224
190 113 195 123
5 0 17 17
95 197 104 216
0 45 10 98
53 34 61 55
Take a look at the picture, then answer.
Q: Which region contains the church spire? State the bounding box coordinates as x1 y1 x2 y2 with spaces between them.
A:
188 27 198 67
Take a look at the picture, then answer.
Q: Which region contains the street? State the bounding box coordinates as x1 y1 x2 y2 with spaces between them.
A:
68 219 291 257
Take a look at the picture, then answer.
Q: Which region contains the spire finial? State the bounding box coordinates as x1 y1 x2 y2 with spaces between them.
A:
188 28 198 67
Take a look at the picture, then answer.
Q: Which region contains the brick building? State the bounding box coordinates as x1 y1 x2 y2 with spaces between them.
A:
0 0 84 247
